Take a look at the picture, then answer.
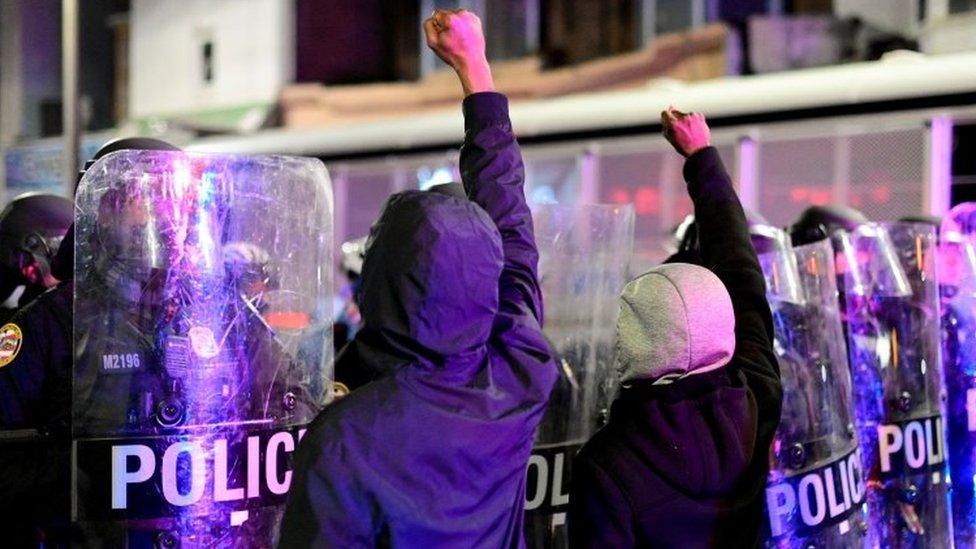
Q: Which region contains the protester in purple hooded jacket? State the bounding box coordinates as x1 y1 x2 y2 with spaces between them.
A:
279 9 558 548
568 109 782 548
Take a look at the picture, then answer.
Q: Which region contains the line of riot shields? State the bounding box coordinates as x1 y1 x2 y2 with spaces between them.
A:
751 209 976 549
62 148 976 548
72 150 334 546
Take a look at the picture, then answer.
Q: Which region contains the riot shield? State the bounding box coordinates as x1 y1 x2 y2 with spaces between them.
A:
836 222 951 548
757 233 869 547
752 224 805 304
940 203 976 549
524 204 634 549
72 150 333 546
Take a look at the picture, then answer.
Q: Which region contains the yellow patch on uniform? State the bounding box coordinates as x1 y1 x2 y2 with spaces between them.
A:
332 382 350 399
0 323 23 368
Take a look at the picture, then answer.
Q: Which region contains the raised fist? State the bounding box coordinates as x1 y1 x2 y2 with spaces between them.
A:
661 106 711 158
423 9 494 95
424 9 485 70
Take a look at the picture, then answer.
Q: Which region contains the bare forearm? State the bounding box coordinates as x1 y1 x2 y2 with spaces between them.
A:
456 59 495 96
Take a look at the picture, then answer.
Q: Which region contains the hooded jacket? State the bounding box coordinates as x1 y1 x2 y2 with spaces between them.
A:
569 147 782 548
279 93 558 548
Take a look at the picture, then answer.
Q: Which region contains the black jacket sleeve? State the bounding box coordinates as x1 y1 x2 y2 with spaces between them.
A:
459 92 544 325
569 453 636 549
682 147 781 417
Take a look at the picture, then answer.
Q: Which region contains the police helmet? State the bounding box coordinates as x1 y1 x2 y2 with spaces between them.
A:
0 193 74 287
789 204 869 246
53 137 181 282
671 209 774 258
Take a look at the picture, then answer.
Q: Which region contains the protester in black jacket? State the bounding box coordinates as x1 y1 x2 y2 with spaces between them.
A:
569 108 782 548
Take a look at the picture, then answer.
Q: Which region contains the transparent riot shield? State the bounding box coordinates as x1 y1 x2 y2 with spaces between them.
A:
752 224 805 304
836 222 951 548
941 203 976 549
757 233 869 548
524 204 634 549
72 150 333 547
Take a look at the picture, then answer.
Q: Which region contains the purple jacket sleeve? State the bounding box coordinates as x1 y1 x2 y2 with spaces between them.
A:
459 92 544 325
278 439 380 548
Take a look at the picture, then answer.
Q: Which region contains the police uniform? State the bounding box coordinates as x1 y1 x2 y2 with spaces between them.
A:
72 271 315 436
0 283 71 427
0 282 72 546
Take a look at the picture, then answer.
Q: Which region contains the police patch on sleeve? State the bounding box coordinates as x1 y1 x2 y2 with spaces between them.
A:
0 323 23 367
188 326 220 359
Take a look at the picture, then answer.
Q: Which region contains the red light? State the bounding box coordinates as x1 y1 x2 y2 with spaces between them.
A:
609 188 630 204
634 186 660 215
266 311 311 330
790 187 809 202
810 190 832 205
870 185 891 204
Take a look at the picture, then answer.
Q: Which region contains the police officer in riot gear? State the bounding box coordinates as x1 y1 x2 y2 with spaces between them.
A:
0 138 183 425
72 183 314 437
940 204 976 547
750 225 868 546
668 208 771 265
0 138 181 547
71 143 328 546
0 193 73 321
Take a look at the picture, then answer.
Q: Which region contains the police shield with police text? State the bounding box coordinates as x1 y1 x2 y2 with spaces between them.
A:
71 149 333 546
835 222 952 547
754 229 869 547
526 204 634 548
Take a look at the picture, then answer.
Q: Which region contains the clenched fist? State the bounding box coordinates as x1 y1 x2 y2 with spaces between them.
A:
423 9 495 96
661 106 711 157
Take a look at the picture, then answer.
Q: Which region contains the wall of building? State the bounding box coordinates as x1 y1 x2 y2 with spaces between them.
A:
129 0 294 119
0 0 61 141
834 0 922 35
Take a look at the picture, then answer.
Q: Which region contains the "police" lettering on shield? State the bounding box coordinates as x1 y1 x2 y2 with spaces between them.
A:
877 415 946 476
765 449 865 539
110 429 305 510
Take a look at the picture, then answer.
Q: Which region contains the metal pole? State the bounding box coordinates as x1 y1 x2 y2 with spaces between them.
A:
736 136 760 210
62 0 80 197
831 134 851 206
926 116 954 215
578 144 600 205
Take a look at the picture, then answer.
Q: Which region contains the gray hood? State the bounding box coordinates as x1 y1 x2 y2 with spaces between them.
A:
614 262 735 384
